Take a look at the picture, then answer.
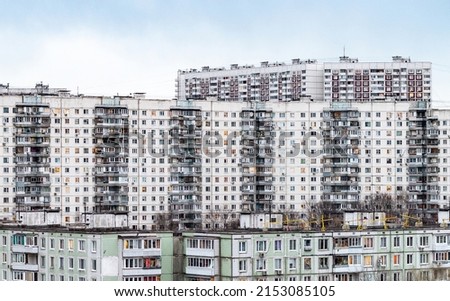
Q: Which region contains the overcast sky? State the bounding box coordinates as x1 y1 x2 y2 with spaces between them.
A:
1 0 450 104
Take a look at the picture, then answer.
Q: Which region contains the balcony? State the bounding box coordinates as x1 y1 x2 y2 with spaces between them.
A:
123 248 161 258
11 245 39 254
186 247 217 257
122 268 161 276
185 266 215 277
14 120 51 128
432 261 450 268
11 262 39 272
332 264 364 273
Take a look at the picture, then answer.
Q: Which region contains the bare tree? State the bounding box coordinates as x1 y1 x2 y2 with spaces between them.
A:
155 213 178 231
359 192 410 217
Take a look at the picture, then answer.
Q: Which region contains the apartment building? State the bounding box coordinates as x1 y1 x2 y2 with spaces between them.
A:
0 56 448 230
176 56 431 103
177 227 450 281
0 224 173 281
2 223 450 281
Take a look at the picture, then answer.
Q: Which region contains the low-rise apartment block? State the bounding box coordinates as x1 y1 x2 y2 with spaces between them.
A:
0 225 173 281
178 227 450 281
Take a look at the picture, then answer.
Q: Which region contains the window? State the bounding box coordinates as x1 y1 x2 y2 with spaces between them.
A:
91 240 97 253
420 253 429 264
434 252 449 262
419 236 429 247
406 236 413 247
319 257 329 269
289 239 297 251
393 236 400 247
288 258 297 270
143 239 161 249
406 254 413 265
50 256 55 269
393 254 400 265
318 239 328 250
436 235 447 244
59 257 64 270
380 237 387 248
238 260 247 272
274 258 282 271
393 272 400 281
303 257 311 270
420 271 429 281
256 240 267 252
378 255 387 267
68 239 74 251
79 258 86 270
187 239 212 249
91 259 97 272
363 237 373 248
238 241 247 253
406 272 414 281
13 271 24 280
69 258 74 269
50 239 55 249
348 255 361 265
274 240 282 251
364 255 373 267
78 240 86 251
256 258 266 271
303 239 312 251
348 237 361 247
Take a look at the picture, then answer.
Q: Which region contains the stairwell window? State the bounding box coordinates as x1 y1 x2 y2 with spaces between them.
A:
79 258 86 271
238 260 247 272
274 240 282 251
393 236 400 247
288 258 297 270
256 258 266 271
406 236 413 247
406 254 413 265
274 258 282 271
78 240 86 252
238 241 247 253
289 239 297 251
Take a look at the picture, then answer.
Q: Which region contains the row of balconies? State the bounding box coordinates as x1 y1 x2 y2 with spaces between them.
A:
15 197 51 206
93 129 129 137
93 195 128 204
13 118 51 127
94 120 129 128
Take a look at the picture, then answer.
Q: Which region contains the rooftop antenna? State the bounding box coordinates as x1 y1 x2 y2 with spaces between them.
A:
343 46 346 57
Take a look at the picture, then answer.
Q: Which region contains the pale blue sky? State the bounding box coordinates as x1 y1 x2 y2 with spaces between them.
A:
0 0 449 103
